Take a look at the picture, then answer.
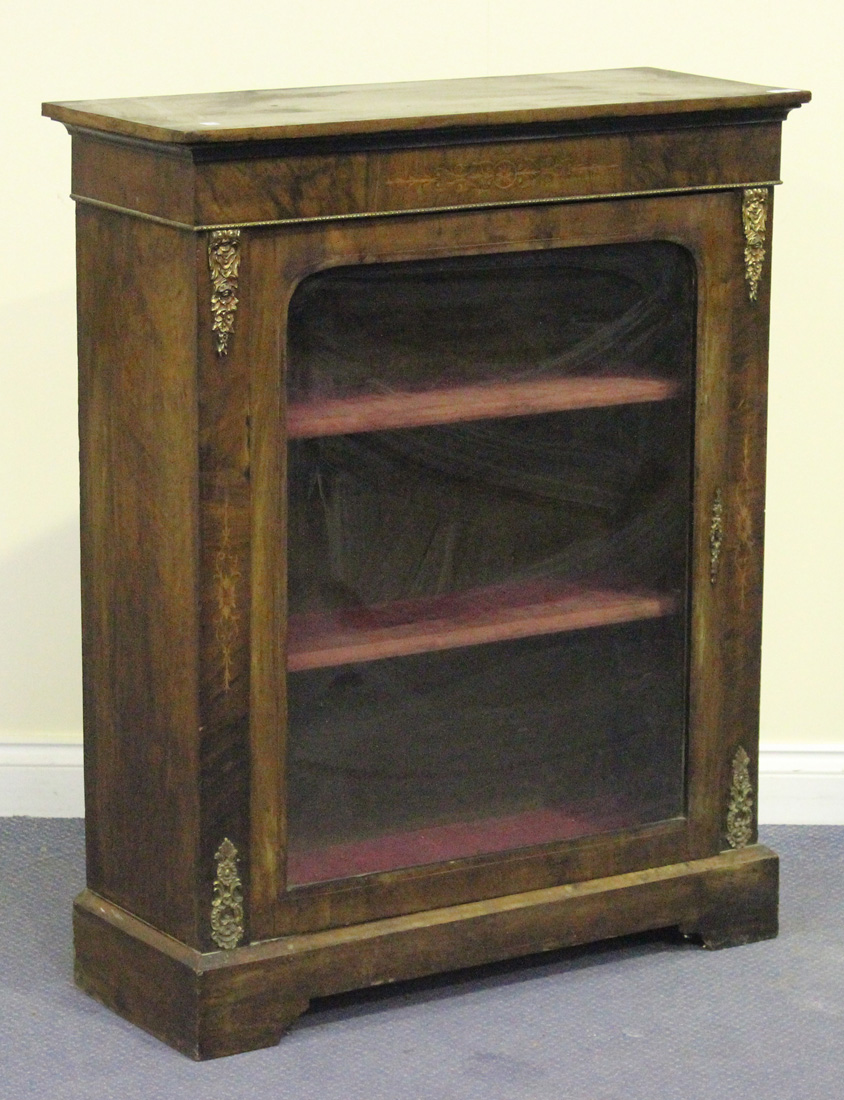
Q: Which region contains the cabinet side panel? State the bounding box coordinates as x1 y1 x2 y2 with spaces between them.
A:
719 188 775 845
77 206 201 942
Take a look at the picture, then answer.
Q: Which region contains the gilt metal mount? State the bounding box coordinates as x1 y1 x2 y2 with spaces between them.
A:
741 188 768 302
709 489 724 585
211 838 244 949
208 229 242 355
726 747 754 849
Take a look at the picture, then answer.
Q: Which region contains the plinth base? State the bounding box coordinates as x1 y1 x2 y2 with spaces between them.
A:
74 843 778 1059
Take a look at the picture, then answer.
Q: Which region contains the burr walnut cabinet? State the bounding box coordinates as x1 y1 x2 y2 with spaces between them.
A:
43 68 809 1059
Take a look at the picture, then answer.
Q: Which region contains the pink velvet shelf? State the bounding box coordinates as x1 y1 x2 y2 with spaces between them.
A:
287 805 630 885
286 375 680 438
287 579 678 671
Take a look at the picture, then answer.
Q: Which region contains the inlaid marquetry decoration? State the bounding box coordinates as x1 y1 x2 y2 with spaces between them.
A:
709 489 724 585
208 228 242 355
211 838 244 949
741 188 768 302
214 497 240 692
386 156 617 197
726 746 754 849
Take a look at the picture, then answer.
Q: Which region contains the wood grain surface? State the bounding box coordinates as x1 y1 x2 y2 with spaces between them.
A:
44 68 809 144
53 69 807 1056
66 122 786 227
73 844 779 1058
76 206 202 944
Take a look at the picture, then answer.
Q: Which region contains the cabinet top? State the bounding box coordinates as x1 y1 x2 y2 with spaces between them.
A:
43 68 809 146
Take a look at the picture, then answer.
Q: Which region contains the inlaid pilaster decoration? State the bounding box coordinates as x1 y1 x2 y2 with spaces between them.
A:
211 838 244 949
709 489 724 586
726 746 754 849
741 188 768 302
214 497 240 693
208 228 242 355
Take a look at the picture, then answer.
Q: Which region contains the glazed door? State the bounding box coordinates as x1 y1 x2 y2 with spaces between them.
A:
251 192 748 935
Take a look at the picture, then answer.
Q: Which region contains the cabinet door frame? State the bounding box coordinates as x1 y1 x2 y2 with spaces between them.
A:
242 189 767 938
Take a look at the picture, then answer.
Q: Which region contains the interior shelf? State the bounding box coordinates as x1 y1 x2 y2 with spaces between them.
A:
287 805 631 885
287 578 678 671
286 375 680 438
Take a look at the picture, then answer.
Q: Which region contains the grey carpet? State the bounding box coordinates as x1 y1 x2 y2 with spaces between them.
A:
1 820 841 1098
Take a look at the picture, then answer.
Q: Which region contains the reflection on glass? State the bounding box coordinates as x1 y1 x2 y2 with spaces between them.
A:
285 242 695 886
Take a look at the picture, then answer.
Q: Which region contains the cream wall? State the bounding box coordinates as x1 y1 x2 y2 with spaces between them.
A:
1 1 840 749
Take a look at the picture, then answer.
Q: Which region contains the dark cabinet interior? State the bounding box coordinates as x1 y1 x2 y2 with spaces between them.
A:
285 242 695 884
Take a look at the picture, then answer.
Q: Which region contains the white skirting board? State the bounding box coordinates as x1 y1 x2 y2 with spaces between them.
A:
0 744 85 817
1 742 844 823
